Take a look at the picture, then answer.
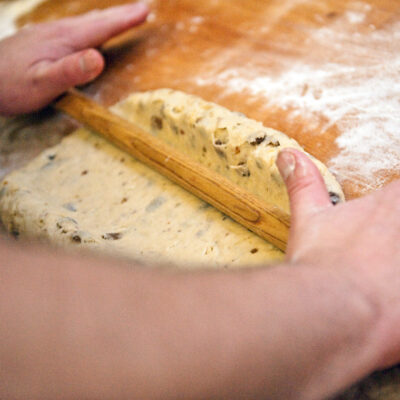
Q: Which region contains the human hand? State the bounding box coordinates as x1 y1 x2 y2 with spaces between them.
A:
0 2 149 116
277 149 400 369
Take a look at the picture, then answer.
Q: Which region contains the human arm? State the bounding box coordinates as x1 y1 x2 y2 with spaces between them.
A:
0 225 378 400
2 149 399 400
1 6 400 398
0 2 149 116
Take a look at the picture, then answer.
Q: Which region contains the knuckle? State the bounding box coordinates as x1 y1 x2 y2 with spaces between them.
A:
288 175 316 197
59 60 77 84
30 63 48 85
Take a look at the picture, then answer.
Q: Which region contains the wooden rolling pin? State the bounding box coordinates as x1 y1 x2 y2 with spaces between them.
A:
54 90 290 251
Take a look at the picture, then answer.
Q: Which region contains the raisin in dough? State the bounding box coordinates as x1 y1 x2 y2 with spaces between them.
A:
0 89 343 269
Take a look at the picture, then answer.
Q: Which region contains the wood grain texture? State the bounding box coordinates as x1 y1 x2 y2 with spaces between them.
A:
4 0 400 398
17 0 400 200
55 90 290 251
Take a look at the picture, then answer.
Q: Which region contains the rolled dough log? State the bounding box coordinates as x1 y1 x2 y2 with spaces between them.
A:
112 89 344 212
0 89 344 268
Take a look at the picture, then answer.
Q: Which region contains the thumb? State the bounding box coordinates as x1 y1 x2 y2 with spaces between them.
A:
31 49 104 100
276 149 332 231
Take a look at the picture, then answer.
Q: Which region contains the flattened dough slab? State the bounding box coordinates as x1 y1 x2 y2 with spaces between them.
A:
0 89 344 268
0 131 283 268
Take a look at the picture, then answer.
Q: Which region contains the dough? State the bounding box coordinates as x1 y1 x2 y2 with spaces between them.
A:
112 89 344 212
0 129 283 268
0 89 344 269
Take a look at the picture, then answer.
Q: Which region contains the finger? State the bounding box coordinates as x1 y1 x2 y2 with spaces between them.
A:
55 2 149 50
32 49 104 96
276 149 332 230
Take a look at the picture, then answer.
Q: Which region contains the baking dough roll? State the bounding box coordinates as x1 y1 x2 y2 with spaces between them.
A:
112 89 344 212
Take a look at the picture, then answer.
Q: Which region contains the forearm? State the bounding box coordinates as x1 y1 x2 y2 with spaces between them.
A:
0 239 381 400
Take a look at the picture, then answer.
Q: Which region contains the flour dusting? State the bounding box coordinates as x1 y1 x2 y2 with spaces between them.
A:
196 17 400 193
345 10 366 24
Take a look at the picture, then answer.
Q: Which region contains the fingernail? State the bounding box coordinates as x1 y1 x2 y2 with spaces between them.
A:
126 2 149 20
135 1 150 13
277 150 296 181
295 155 309 178
80 51 99 74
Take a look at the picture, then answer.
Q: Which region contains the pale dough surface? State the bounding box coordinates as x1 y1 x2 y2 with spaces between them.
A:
112 89 344 212
0 89 344 268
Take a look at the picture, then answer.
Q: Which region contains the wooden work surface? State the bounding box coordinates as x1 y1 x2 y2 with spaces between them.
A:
1 0 400 398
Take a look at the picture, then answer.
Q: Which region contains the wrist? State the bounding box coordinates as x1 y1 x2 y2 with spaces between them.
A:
320 260 395 372
277 262 383 399
352 267 400 370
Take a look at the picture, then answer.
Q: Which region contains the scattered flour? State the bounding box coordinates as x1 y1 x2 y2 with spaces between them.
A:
0 0 45 40
0 0 398 194
195 18 400 193
345 10 366 24
191 16 204 25
147 11 157 23
176 21 185 31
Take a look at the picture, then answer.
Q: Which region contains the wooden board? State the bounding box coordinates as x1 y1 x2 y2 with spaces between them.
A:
16 0 400 201
1 0 400 398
